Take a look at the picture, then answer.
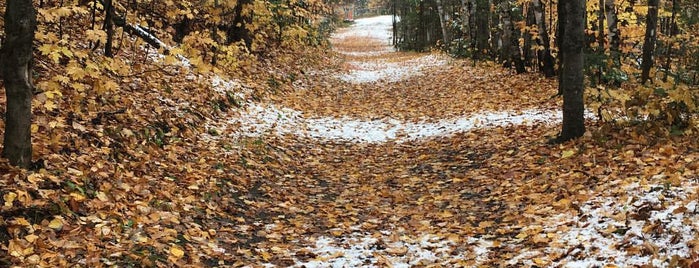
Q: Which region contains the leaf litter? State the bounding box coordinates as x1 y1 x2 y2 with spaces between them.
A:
1 14 698 267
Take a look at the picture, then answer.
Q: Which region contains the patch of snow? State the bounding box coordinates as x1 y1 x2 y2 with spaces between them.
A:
332 15 394 43
510 181 699 267
336 54 449 83
283 231 463 267
221 103 564 143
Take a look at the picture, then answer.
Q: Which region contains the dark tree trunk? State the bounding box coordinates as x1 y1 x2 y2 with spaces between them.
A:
2 0 37 168
597 0 605 49
523 5 535 67
662 0 679 81
500 0 526 73
557 0 567 87
104 0 115 57
460 0 471 42
475 0 490 58
532 0 556 77
640 0 659 84
555 0 586 142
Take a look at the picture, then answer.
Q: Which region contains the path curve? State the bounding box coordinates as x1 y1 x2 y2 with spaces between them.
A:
222 16 564 143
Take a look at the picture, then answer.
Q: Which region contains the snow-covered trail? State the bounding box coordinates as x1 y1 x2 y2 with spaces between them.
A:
221 15 564 143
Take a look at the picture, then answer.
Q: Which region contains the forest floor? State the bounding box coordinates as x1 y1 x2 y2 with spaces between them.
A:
204 16 699 267
1 15 699 268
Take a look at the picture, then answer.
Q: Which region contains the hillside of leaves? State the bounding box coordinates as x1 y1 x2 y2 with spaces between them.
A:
0 0 335 266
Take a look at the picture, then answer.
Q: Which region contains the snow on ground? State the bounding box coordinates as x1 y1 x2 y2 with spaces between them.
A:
337 54 449 83
332 15 395 43
217 103 563 143
260 182 699 267
331 15 449 83
206 15 699 267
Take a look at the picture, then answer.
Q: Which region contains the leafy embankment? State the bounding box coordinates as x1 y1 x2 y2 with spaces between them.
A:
0 3 335 267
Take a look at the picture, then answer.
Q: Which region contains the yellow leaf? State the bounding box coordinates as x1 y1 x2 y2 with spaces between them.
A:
4 192 17 207
170 246 185 258
24 234 39 243
70 192 86 201
533 258 547 265
561 150 575 158
49 217 63 230
44 100 57 111
478 221 494 228
260 250 271 261
14 217 31 226
515 232 528 239
95 191 108 202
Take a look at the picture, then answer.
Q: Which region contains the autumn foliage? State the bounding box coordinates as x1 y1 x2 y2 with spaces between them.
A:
0 0 698 266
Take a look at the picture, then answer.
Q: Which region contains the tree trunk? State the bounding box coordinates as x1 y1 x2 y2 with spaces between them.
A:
475 0 490 58
104 0 115 57
532 0 556 77
640 0 659 84
557 0 567 82
555 0 586 142
597 0 605 49
605 0 620 63
469 0 478 53
460 0 471 42
500 1 512 66
500 0 526 73
662 0 679 81
2 0 37 168
523 5 535 68
436 0 450 45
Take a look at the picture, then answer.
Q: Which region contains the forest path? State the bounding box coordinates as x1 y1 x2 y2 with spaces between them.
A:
210 16 699 267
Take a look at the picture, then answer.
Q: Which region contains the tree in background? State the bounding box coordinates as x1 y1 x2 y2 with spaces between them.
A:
2 0 37 168
641 0 659 84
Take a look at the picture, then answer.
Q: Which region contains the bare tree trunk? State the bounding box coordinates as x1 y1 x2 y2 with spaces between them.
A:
640 0 659 84
104 0 115 57
475 0 490 58
523 5 535 68
532 0 556 77
662 0 679 81
555 0 586 142
597 0 605 49
2 0 37 168
500 1 512 65
460 0 471 42
605 0 620 63
499 0 526 73
436 0 450 45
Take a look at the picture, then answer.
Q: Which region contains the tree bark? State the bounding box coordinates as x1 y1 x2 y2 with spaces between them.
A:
2 0 37 168
460 0 471 42
436 0 450 45
662 0 679 81
500 0 526 73
598 0 605 49
640 0 659 84
104 0 115 57
605 0 620 63
523 5 535 67
475 0 490 58
532 0 556 77
555 0 586 142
